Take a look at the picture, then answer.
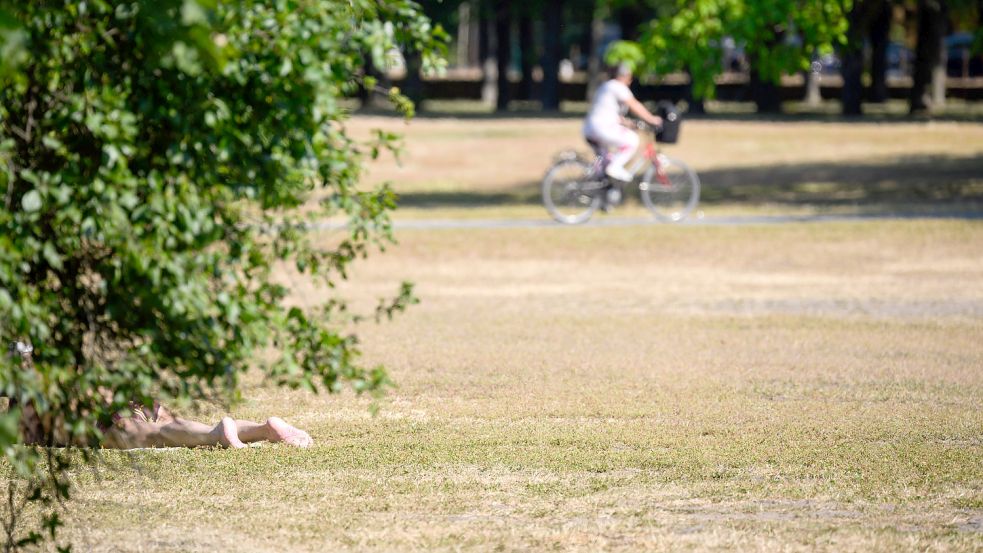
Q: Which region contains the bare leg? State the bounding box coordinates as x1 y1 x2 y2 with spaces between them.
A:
234 417 312 448
105 416 246 449
159 417 246 448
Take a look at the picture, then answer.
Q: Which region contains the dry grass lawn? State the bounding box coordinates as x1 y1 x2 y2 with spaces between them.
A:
52 219 983 552
11 117 983 551
342 115 983 218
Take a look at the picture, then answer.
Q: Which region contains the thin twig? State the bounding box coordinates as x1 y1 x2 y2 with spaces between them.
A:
6 127 28 142
3 480 16 553
23 99 36 144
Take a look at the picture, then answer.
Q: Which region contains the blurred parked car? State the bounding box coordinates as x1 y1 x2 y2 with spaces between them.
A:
946 33 983 78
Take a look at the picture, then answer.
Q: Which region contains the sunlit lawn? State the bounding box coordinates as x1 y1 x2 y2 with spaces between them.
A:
45 217 983 552
21 116 983 551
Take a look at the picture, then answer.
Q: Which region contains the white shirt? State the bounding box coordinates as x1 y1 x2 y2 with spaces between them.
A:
584 79 633 137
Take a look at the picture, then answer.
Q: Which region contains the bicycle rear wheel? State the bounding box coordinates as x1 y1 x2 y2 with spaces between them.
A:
542 158 602 224
639 154 700 222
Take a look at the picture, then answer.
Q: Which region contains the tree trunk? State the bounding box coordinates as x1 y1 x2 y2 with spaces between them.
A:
495 2 512 111
841 1 870 116
403 50 424 111
750 70 782 114
841 50 864 116
467 1 481 67
357 57 375 108
477 0 489 63
804 63 822 107
868 1 891 103
518 13 535 101
456 2 471 68
616 5 643 41
541 0 562 111
931 23 947 107
910 0 946 114
684 68 705 114
479 2 496 107
803 50 822 107
586 3 605 101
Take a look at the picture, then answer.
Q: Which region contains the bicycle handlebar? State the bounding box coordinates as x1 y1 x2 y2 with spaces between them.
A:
632 119 663 134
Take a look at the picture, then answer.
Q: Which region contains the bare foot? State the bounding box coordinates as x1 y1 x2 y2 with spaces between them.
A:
265 417 312 448
216 417 247 449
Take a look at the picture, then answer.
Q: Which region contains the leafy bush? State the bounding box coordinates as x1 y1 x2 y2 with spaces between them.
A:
0 0 443 548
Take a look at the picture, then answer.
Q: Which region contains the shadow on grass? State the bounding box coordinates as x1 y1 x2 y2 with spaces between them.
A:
396 153 983 215
398 189 541 208
699 154 983 206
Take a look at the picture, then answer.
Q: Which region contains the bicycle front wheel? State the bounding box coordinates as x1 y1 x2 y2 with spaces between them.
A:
639 155 701 222
542 158 601 224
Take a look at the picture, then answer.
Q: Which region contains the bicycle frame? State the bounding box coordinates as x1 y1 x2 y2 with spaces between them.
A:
588 130 671 188
637 125 678 188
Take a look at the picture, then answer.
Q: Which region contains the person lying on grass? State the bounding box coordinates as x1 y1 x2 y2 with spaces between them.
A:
8 341 312 450
102 400 312 449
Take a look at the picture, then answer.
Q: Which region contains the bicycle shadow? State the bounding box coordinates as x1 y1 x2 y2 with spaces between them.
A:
395 153 983 215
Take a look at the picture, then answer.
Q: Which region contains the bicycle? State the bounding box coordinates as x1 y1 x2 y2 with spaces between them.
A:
541 119 701 224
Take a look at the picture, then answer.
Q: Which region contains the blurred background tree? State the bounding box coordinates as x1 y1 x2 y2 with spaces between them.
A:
406 0 981 115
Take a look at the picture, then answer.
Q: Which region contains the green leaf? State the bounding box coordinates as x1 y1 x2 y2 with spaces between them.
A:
180 0 208 25
21 190 42 212
604 40 645 72
0 409 20 450
41 135 63 151
0 8 27 77
42 242 63 270
119 192 139 210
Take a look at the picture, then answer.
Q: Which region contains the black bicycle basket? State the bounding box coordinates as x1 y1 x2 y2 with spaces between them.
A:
655 101 682 144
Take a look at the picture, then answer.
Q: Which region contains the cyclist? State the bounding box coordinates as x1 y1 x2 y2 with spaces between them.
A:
583 62 663 183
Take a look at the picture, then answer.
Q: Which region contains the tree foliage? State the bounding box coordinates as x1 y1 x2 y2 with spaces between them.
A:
604 39 646 72
637 0 851 99
0 0 443 548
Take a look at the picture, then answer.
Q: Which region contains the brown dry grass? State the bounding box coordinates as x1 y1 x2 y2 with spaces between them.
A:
51 217 983 552
13 117 982 551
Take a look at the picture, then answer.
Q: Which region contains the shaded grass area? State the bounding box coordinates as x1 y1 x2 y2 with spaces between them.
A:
35 220 983 551
395 152 983 213
696 154 983 207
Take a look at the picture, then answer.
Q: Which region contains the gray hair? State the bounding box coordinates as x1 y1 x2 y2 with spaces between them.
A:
607 62 633 79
